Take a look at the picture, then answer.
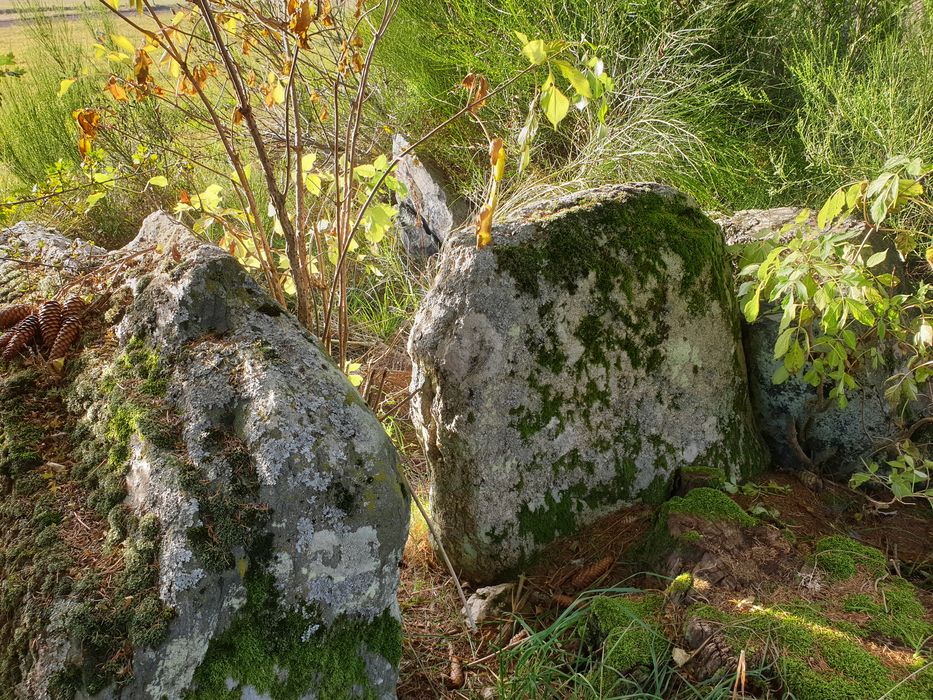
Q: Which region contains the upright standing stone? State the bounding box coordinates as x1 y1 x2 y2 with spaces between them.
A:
392 134 466 259
409 184 766 582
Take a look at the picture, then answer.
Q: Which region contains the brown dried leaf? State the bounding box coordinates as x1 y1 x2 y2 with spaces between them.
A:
447 644 465 689
471 75 489 113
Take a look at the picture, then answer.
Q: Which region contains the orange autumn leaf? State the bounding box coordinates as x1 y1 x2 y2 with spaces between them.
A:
289 0 313 48
104 76 128 102
471 75 489 113
232 106 244 126
73 108 101 158
321 0 334 27
133 48 153 85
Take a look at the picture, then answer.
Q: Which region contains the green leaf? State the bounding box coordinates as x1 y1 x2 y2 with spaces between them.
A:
773 327 794 360
785 341 805 374
554 60 591 98
521 39 547 66
743 289 761 323
147 175 168 188
847 299 874 326
771 365 789 385
85 191 106 209
865 250 886 267
849 472 871 488
540 83 570 129
845 182 862 209
817 188 845 229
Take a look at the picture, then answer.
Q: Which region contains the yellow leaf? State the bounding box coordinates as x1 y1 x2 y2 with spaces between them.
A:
490 138 506 182
476 204 493 249
111 34 136 55
555 60 591 98
540 82 570 129
237 557 248 578
58 78 77 97
148 175 168 188
522 39 547 66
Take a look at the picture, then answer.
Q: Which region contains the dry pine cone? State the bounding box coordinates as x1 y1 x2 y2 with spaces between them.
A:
48 317 82 361
61 296 87 320
38 300 63 349
2 315 39 360
0 303 34 330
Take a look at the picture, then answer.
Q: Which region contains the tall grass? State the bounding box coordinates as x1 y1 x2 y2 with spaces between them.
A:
0 3 100 187
788 6 933 195
377 0 933 213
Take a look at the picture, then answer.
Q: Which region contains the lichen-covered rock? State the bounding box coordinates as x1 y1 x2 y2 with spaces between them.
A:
391 134 467 259
408 184 766 582
2 214 409 699
721 207 927 474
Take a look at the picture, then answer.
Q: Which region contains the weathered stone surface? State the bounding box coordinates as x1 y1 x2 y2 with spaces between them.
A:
409 184 766 582
3 214 409 699
720 207 926 474
392 134 466 259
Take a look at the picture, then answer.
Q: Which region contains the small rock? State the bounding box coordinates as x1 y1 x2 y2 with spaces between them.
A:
462 583 515 625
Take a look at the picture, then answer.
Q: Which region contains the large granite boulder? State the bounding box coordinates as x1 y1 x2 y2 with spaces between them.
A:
720 207 925 474
1 213 409 699
408 184 766 582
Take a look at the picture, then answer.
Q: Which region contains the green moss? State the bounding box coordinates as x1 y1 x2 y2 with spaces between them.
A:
591 594 668 674
677 530 704 544
663 487 757 527
688 601 932 700
178 435 270 573
640 473 673 506
514 451 635 552
0 337 177 695
189 540 402 700
665 573 693 596
812 536 887 582
678 466 727 489
843 579 933 650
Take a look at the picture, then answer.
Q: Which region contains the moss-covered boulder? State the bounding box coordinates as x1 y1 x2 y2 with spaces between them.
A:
1 215 409 699
409 184 766 581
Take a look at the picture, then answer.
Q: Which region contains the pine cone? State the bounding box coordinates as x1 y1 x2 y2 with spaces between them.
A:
48 317 82 361
61 296 87 320
0 304 34 330
38 300 63 350
2 315 39 360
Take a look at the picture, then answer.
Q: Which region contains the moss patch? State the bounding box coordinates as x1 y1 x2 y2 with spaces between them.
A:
591 594 668 674
842 579 933 649
0 334 176 696
689 600 932 700
811 535 887 582
178 430 270 572
189 537 402 700
663 487 757 527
